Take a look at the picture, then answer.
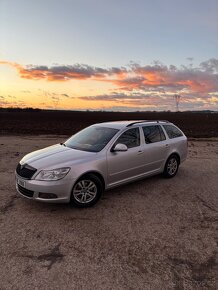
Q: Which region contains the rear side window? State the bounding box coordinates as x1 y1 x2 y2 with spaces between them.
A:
163 125 183 139
142 125 166 143
115 128 140 148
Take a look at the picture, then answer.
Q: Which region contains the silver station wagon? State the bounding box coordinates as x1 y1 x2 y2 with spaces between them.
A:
15 120 188 207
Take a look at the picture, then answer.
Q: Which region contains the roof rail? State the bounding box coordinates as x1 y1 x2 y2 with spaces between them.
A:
126 120 169 127
126 120 148 127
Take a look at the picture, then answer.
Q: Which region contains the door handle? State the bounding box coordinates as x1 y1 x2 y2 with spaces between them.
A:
165 144 169 147
137 150 144 155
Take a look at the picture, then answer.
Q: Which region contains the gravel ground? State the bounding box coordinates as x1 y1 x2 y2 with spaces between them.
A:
0 136 218 290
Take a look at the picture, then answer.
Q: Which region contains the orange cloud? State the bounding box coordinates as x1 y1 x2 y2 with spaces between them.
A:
1 59 218 95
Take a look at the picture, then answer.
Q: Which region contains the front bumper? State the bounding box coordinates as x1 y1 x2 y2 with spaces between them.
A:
15 173 75 203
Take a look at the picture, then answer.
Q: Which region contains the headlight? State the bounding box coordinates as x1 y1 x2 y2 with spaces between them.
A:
35 167 70 181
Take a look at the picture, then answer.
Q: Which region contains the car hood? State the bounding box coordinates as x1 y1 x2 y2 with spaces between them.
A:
20 144 96 169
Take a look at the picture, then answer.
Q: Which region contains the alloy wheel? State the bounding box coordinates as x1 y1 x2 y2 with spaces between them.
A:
73 180 97 204
167 158 178 176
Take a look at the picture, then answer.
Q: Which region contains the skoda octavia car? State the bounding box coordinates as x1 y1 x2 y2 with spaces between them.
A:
15 120 187 207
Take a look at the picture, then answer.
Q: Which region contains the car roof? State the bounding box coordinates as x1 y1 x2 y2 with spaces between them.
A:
95 120 171 130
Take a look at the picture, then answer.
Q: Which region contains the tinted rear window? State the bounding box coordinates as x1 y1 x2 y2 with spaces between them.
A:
163 125 183 139
142 125 166 143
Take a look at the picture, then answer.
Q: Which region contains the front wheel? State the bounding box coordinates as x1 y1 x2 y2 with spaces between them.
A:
70 174 103 208
163 155 179 178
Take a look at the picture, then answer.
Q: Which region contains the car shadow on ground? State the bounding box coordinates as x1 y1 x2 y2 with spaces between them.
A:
16 173 168 214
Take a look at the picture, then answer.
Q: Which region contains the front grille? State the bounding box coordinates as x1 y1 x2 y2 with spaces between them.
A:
17 184 34 197
16 163 37 179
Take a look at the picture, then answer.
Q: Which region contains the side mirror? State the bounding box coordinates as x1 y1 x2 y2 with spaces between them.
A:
113 143 128 152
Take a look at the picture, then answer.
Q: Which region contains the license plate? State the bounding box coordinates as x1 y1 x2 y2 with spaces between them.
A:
17 178 26 188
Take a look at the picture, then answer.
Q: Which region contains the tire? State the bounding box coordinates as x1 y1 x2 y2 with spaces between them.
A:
70 174 103 208
163 155 179 178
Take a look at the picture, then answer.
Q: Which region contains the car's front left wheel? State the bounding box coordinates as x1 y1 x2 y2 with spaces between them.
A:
70 174 103 208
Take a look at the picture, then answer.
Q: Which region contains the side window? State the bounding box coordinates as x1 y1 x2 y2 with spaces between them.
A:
142 125 165 143
163 125 183 139
115 128 140 148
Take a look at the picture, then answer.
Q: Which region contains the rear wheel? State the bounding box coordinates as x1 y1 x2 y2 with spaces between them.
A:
163 155 179 178
70 174 103 208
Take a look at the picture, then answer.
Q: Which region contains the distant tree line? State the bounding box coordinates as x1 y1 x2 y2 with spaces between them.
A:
0 107 215 114
0 107 42 112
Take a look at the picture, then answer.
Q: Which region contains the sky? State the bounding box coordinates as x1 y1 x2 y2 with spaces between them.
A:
0 0 218 111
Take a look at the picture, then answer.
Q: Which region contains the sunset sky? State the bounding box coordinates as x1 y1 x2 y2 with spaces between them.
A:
0 0 218 111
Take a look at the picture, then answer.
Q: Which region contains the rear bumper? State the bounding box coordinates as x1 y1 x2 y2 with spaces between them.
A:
15 173 75 203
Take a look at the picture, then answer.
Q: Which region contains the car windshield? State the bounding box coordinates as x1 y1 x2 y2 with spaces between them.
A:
64 126 119 152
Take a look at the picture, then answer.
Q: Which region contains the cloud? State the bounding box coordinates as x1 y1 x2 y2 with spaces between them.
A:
78 89 218 111
61 93 70 98
186 57 194 62
111 62 218 94
79 91 164 110
38 89 71 99
0 60 114 81
1 59 218 110
80 92 165 101
21 90 31 93
0 95 25 108
37 90 72 108
200 58 218 73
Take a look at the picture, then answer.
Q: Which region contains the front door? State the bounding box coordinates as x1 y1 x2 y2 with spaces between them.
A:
107 127 145 186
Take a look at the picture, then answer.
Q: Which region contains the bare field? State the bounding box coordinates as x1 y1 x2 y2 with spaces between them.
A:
1 110 218 138
0 135 218 289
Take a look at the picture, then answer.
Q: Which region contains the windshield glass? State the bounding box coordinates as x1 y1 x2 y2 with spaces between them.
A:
64 126 119 152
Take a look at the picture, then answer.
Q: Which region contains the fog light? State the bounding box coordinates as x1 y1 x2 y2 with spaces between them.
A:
38 193 57 199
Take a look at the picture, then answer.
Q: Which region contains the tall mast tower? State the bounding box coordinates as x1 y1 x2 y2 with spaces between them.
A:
174 94 181 111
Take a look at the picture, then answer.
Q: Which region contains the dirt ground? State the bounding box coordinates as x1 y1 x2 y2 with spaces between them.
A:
0 135 218 290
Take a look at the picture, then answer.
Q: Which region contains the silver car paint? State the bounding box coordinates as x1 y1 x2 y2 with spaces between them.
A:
15 121 187 203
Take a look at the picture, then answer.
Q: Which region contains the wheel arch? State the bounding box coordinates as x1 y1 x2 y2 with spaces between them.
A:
72 170 105 191
166 152 181 165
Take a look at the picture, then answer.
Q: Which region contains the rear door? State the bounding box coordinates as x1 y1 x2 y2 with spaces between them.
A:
141 125 169 173
106 127 145 186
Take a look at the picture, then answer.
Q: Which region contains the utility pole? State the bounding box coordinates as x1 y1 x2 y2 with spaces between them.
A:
174 94 181 111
